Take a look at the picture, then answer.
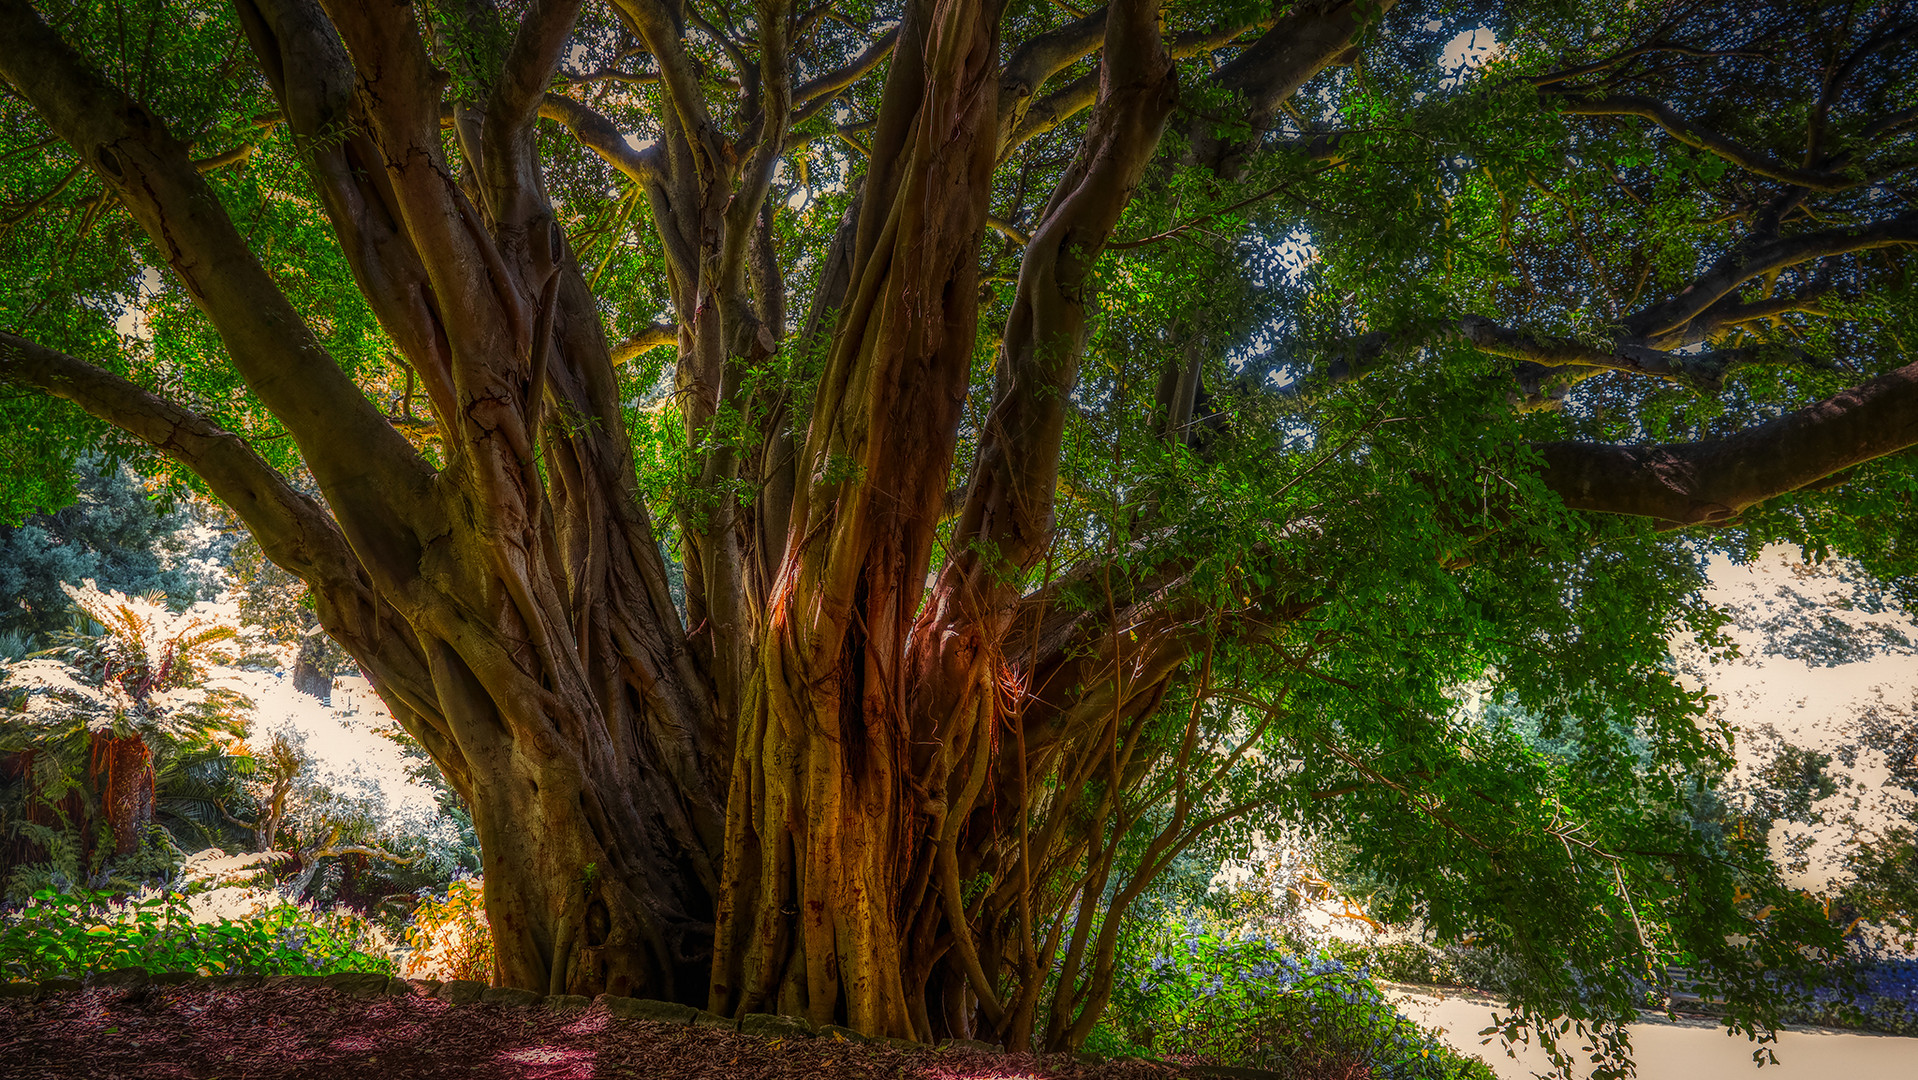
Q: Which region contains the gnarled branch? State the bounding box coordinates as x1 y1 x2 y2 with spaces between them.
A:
1538 359 1918 526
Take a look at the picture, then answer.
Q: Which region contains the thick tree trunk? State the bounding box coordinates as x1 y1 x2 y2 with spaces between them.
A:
707 0 1005 1038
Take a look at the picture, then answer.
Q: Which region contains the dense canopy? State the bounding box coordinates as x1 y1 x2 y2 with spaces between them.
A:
1 0 1914 1065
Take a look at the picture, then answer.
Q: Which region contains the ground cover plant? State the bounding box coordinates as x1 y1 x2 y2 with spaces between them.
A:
0 887 393 980
1 0 1915 1072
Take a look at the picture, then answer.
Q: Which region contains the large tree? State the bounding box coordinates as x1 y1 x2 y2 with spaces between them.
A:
2 0 1915 1058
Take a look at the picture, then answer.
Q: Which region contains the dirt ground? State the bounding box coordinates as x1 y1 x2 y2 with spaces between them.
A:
0 984 1210 1080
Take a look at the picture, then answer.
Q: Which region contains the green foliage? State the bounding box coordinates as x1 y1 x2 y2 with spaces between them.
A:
0 887 393 980
0 821 181 902
0 464 216 644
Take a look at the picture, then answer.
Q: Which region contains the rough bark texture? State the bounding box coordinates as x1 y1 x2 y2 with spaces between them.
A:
1538 360 1918 525
96 733 155 857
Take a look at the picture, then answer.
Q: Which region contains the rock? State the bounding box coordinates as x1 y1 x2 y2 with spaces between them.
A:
384 978 419 996
91 968 149 990
203 974 264 991
0 982 38 999
406 979 442 997
818 1024 869 1042
883 1037 921 1051
149 971 196 986
482 986 543 1006
322 972 394 999
938 1038 1002 1053
1187 1067 1286 1079
690 1009 739 1031
598 996 697 1024
1072 1051 1104 1065
263 974 326 991
37 978 81 995
436 979 486 1005
543 994 593 1011
739 1012 813 1039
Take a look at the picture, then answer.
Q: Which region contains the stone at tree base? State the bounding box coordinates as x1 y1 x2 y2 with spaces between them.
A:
543 994 592 1011
938 1037 1002 1052
818 1024 868 1042
149 971 195 985
37 978 80 995
690 1009 739 1030
0 982 38 998
596 995 699 1023
482 986 543 1006
436 980 486 1004
323 972 393 999
740 1012 814 1039
92 968 149 990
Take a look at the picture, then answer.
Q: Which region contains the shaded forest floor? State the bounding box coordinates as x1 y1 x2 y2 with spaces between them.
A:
0 984 1215 1080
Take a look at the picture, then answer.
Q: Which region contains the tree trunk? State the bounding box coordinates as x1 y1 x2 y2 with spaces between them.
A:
94 733 153 857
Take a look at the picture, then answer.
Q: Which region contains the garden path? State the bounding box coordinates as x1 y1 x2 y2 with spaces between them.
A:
1390 986 1918 1079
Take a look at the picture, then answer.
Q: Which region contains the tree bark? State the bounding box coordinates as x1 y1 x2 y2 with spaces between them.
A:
1539 359 1918 525
95 733 154 857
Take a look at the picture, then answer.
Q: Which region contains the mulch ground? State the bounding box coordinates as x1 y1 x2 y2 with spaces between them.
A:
0 986 1203 1080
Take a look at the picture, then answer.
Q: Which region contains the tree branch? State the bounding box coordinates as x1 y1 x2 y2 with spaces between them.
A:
998 12 1278 157
1624 217 1918 340
538 94 665 186
0 333 357 594
610 322 681 363
236 0 458 425
935 0 1176 632
1550 92 1861 191
1458 314 1756 392
1182 0 1393 175
482 0 587 229
1538 359 1918 526
1527 43 1771 88
791 27 898 125
0 0 436 590
608 0 725 176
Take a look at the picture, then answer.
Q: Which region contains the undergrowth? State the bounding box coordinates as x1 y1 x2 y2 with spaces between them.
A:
1089 927 1494 1080
0 887 394 980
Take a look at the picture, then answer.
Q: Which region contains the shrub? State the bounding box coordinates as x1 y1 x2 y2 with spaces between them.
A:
402 877 492 982
0 887 394 980
1093 927 1493 1080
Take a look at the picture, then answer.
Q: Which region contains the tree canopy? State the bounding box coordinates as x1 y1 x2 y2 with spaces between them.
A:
1 0 1914 1065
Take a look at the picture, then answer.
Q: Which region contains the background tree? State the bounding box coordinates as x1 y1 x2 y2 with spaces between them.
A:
0 0 1914 1061
0 582 250 882
0 463 219 652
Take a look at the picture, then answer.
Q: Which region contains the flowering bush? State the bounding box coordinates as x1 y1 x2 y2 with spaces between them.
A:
1093 926 1492 1079
402 876 492 982
1797 949 1918 1036
0 887 394 980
